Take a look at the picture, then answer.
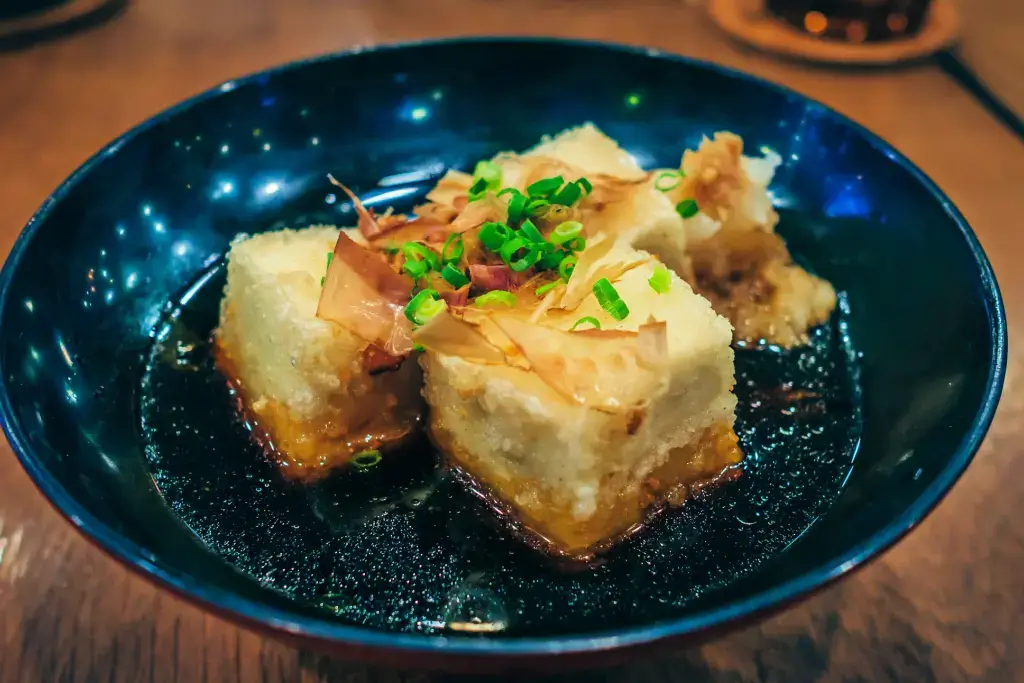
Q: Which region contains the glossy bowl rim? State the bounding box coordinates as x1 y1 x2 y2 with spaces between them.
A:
0 36 1007 659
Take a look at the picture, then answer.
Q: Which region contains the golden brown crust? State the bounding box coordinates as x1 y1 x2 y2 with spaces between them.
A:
431 420 743 562
215 310 424 482
687 230 837 347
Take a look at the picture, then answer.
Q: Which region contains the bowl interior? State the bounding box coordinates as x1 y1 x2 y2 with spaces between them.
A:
0 39 1002 652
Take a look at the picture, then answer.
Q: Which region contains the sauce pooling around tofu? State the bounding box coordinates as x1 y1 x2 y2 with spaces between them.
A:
140 260 861 636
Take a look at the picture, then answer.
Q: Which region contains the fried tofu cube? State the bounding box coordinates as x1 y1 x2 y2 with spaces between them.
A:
216 226 423 480
418 252 742 560
526 124 837 346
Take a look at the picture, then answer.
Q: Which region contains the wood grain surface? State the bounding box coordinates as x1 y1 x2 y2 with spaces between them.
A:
958 0 1024 118
1 1 1022 681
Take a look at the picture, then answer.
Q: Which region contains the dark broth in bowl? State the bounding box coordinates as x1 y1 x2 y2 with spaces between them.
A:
139 228 861 636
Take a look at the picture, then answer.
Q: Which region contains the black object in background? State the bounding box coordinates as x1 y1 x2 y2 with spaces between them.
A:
0 0 69 21
0 0 127 52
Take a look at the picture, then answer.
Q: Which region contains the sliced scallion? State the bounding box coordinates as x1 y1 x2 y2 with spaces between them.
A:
565 236 586 252
570 316 602 331
474 290 517 308
518 218 544 244
537 248 567 271
401 241 440 271
550 221 583 246
593 277 629 321
402 258 429 279
499 237 542 272
576 177 593 195
478 221 512 251
675 198 699 219
352 449 382 469
551 180 581 206
525 197 551 216
320 251 334 287
473 160 502 191
654 171 683 192
535 281 562 297
501 188 528 224
441 263 470 289
558 254 578 280
467 176 489 201
649 265 671 294
527 175 564 197
441 233 464 264
404 288 446 324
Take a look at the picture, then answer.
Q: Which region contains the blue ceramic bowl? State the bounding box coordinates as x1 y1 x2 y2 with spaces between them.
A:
0 38 1005 671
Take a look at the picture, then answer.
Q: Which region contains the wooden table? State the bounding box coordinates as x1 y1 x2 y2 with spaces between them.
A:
1 1 1021 681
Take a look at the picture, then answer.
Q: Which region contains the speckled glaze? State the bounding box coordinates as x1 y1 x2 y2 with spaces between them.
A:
0 38 1005 671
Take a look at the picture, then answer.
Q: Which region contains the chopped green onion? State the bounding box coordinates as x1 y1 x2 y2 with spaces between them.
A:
473 160 502 191
558 254 578 280
499 237 542 272
352 449 382 469
402 241 440 271
412 343 424 352
527 175 564 197
441 263 470 288
593 277 629 321
535 281 562 297
565 236 586 252
550 221 583 246
320 251 334 287
467 176 489 201
501 188 528 224
605 300 629 321
675 198 699 219
478 221 512 251
537 249 567 270
441 233 464 264
649 265 672 294
551 181 581 206
474 291 517 308
402 258 429 279
654 171 683 192
379 242 401 254
570 316 602 331
576 177 593 195
518 218 544 243
404 288 446 324
525 198 551 216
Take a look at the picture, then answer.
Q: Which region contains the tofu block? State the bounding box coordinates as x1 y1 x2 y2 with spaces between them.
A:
659 132 837 346
486 124 836 347
418 252 742 560
427 125 688 270
216 226 423 480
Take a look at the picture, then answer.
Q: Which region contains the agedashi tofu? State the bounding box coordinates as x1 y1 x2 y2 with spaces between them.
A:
418 249 741 560
215 226 423 481
215 123 836 560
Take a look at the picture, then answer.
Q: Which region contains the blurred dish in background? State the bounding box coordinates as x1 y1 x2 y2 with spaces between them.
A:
765 0 933 43
709 0 958 65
